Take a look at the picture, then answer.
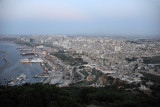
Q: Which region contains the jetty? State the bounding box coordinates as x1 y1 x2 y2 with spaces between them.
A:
0 50 9 70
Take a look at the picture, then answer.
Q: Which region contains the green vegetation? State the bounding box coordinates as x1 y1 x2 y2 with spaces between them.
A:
71 80 93 87
52 51 88 66
143 56 160 64
0 84 81 107
74 71 82 80
141 72 160 98
15 40 38 47
71 68 103 87
141 72 160 85
91 68 103 80
79 70 89 78
125 57 137 63
154 65 160 72
0 83 160 107
79 65 85 69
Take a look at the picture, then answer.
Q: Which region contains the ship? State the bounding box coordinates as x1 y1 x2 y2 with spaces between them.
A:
20 58 32 63
31 58 43 63
20 58 43 63
20 52 34 56
7 73 27 86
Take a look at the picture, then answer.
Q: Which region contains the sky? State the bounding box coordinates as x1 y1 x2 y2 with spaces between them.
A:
0 0 160 36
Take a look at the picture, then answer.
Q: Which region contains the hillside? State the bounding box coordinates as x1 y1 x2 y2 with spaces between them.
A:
0 83 160 107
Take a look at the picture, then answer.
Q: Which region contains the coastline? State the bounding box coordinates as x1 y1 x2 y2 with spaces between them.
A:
0 50 9 70
0 42 44 85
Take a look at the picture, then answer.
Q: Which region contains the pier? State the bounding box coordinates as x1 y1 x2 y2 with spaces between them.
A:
34 72 49 78
0 50 9 70
20 58 43 63
20 52 35 56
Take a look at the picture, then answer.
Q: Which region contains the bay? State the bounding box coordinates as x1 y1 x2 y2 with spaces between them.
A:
0 42 44 85
0 52 5 67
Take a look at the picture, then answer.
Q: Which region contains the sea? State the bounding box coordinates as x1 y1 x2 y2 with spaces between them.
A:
0 42 44 85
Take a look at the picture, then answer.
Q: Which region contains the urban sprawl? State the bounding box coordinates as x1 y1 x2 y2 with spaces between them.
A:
1 35 160 93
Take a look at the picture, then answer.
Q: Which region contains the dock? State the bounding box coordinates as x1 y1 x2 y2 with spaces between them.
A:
20 52 34 56
20 58 43 63
0 50 9 70
34 72 49 78
7 73 27 86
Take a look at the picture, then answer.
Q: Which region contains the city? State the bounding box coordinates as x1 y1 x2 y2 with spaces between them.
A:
0 35 160 91
0 0 160 106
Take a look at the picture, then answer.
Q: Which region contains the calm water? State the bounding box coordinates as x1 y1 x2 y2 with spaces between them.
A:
0 52 5 67
0 42 44 85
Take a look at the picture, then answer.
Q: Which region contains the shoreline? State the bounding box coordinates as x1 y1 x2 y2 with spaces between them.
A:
0 42 44 85
0 50 9 70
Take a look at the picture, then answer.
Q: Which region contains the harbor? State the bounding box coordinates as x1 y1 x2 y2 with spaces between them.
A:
0 42 44 85
1 43 68 86
7 73 27 86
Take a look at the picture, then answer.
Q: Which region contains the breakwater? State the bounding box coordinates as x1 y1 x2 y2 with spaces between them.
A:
0 50 9 70
0 42 44 85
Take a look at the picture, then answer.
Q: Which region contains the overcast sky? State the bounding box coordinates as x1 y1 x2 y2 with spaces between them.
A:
0 0 160 35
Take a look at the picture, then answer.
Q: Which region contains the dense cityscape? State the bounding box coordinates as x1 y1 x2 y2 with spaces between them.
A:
1 35 160 90
1 35 160 106
0 35 160 106
0 0 160 106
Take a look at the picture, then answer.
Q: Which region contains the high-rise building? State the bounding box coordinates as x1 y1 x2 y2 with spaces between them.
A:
30 38 36 43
